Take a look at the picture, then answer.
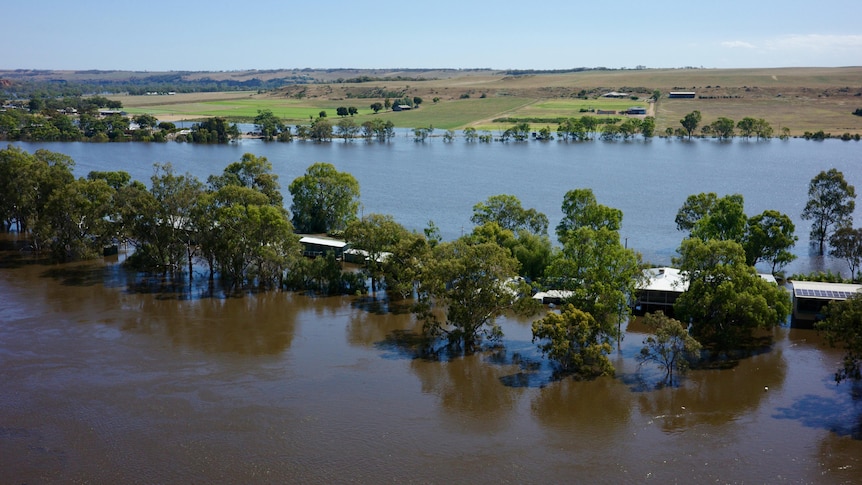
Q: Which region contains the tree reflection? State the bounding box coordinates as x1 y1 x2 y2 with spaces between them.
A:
637 347 787 432
123 291 298 355
409 352 523 432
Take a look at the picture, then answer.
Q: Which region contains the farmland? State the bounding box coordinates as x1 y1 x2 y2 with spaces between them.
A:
104 67 862 135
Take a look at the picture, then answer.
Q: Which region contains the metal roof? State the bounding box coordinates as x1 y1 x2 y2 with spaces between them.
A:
791 281 862 300
298 236 347 248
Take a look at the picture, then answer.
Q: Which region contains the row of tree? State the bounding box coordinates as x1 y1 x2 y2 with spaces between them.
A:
677 110 786 140
1 145 857 385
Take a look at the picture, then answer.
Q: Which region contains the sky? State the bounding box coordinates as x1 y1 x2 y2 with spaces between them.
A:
4 0 861 71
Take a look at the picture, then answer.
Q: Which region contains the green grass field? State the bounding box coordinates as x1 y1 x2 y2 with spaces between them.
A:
112 67 862 135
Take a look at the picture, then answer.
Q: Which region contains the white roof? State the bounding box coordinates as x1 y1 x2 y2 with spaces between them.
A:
532 289 575 301
638 267 688 292
791 280 862 300
299 236 347 248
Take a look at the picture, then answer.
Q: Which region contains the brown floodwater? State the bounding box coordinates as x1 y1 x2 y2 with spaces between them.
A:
1 248 861 483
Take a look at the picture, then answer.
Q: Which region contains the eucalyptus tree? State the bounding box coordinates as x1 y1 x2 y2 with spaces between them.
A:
344 213 411 295
829 227 862 281
637 311 702 386
471 194 549 235
801 168 856 255
414 238 530 350
680 110 702 140
673 238 790 349
289 162 360 234
532 304 615 379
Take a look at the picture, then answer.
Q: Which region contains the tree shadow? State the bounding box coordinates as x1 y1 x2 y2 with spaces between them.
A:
773 388 862 440
691 334 775 370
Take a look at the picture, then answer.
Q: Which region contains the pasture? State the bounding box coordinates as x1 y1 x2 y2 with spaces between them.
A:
113 67 862 135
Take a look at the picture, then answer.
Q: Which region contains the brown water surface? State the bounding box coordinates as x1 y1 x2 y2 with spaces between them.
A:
1 251 861 483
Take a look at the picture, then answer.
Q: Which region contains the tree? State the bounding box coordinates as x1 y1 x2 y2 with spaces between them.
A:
546 225 643 330
208 153 283 206
414 239 527 349
344 213 410 294
336 107 349 117
35 177 115 261
336 117 359 140
469 221 553 282
556 188 622 243
829 227 862 281
737 117 757 139
463 127 478 142
471 194 549 235
133 113 158 131
676 193 797 271
288 162 360 234
310 117 333 141
710 117 735 140
678 193 747 242
801 168 856 255
200 185 298 289
673 238 791 348
680 110 702 140
743 210 798 272
254 109 285 141
370 102 383 113
637 311 702 385
348 106 358 116
641 116 656 138
532 304 615 378
818 294 862 382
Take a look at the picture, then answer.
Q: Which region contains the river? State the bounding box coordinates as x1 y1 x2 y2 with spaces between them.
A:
2 137 861 483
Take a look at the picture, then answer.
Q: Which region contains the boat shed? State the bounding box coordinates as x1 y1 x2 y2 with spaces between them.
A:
632 267 688 315
790 280 862 327
299 236 348 259
668 91 696 98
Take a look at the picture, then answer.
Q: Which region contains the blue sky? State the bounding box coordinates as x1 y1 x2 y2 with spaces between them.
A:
5 0 860 71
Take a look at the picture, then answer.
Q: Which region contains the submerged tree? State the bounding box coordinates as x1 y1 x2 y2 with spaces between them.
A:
829 227 862 282
532 304 615 379
680 110 702 140
801 168 856 256
637 311 702 385
673 238 791 348
414 239 528 350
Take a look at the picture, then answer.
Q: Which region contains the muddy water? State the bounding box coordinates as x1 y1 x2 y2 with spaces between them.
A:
1 252 861 483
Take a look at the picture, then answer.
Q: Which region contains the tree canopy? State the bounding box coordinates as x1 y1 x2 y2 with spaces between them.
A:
288 162 360 234
801 168 856 256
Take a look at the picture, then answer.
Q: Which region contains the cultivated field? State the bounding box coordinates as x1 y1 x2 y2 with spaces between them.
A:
111 67 862 135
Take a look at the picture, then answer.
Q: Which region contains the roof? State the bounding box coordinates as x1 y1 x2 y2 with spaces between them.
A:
298 236 347 248
791 280 862 300
532 289 575 301
637 267 688 292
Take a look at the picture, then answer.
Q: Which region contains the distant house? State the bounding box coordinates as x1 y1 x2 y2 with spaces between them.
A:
626 107 647 115
602 92 629 98
596 109 617 115
790 280 862 327
392 105 412 111
668 91 696 99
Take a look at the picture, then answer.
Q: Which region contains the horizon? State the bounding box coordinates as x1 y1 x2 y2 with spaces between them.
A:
5 0 860 72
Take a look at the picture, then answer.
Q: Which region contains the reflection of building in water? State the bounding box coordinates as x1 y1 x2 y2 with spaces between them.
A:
790 280 862 327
